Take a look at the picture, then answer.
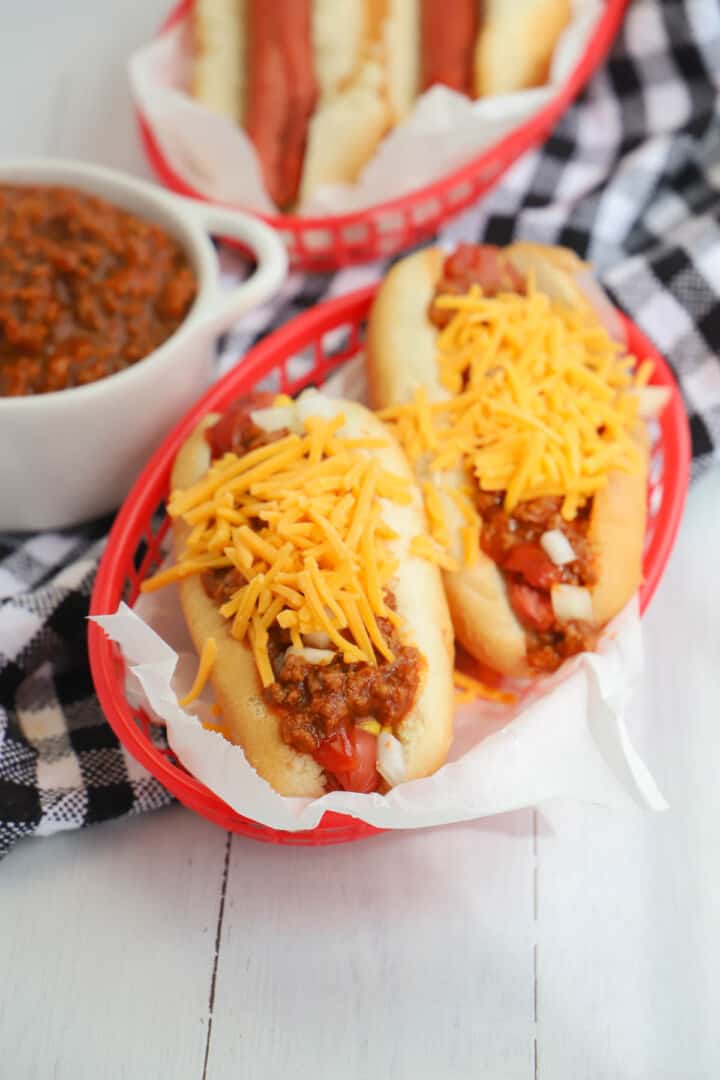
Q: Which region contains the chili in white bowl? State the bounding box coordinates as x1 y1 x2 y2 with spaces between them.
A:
0 158 287 531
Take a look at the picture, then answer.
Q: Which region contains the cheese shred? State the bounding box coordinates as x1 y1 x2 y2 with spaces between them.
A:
143 402 422 687
379 277 650 567
178 637 218 707
453 669 517 706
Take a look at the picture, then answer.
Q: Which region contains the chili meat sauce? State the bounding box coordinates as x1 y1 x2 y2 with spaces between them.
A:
0 184 196 395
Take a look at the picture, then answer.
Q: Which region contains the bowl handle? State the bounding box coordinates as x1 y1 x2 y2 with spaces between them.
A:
178 199 288 330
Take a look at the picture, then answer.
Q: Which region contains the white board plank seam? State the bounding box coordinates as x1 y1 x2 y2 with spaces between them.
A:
202 831 234 1080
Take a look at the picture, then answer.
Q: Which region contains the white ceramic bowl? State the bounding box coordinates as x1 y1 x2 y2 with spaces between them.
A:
0 158 288 532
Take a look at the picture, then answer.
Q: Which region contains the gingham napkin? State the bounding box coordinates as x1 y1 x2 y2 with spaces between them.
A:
1 0 718 858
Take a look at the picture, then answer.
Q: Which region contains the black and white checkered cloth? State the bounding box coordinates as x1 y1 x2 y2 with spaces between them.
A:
1 0 718 858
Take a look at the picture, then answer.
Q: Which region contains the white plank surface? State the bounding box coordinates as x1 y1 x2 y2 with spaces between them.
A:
1 3 720 1078
207 817 536 1080
0 806 228 1080
536 468 720 1080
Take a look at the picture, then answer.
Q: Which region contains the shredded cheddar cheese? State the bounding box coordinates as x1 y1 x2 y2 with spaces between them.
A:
379 277 649 567
453 670 517 706
202 720 227 735
143 400 422 689
409 534 461 573
179 637 218 707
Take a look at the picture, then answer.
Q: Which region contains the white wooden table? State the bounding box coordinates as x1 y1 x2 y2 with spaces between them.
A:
2 4 719 1077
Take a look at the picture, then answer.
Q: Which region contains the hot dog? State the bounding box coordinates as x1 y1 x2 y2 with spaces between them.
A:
243 2 317 209
191 0 571 209
420 0 478 95
367 244 668 678
192 0 409 209
142 389 455 796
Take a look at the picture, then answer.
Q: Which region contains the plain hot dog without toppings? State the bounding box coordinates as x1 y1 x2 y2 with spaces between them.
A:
244 0 317 209
192 0 573 210
420 0 478 95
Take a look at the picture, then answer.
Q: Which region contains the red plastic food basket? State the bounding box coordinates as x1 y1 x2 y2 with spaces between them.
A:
88 285 690 846
138 0 630 270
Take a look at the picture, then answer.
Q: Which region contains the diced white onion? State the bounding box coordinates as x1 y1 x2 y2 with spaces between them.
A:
303 631 332 649
296 388 342 426
250 406 300 433
633 386 671 418
283 647 336 666
540 529 576 566
551 584 594 623
376 731 407 788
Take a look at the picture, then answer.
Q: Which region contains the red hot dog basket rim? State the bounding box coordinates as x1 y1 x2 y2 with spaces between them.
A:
88 284 691 846
137 0 631 270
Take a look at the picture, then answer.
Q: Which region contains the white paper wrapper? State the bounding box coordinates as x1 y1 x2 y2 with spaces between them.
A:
92 593 667 831
90 355 666 832
129 0 605 216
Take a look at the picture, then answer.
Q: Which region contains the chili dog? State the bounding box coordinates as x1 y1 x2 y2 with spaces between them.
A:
191 0 571 209
143 389 454 796
367 243 668 678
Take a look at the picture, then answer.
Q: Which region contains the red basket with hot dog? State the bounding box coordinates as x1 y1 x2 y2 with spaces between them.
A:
89 242 689 844
133 0 629 269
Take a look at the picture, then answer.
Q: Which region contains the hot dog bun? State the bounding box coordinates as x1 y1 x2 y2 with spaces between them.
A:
190 0 571 209
442 420 648 677
171 395 455 796
191 0 417 207
172 415 325 796
474 0 571 97
367 245 649 677
192 0 246 124
300 0 419 202
366 247 528 674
